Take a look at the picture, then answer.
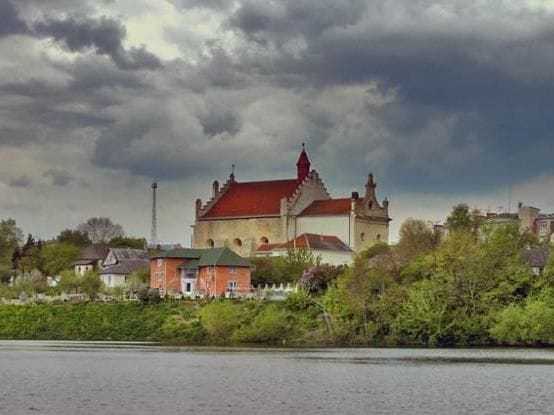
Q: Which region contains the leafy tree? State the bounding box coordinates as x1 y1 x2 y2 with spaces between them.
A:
78 217 124 244
396 218 439 262
199 302 242 343
58 270 81 294
17 234 43 273
56 229 91 247
14 269 47 295
446 203 483 235
298 265 344 295
40 243 80 276
0 218 23 282
80 271 103 300
250 248 321 286
109 236 146 249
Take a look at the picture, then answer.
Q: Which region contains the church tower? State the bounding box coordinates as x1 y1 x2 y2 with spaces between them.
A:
296 143 311 182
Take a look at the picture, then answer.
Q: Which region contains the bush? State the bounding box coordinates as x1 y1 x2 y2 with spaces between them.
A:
199 301 242 343
234 304 295 344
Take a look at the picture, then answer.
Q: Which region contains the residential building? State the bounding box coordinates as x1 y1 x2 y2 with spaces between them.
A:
150 247 252 298
255 233 354 265
99 248 149 288
192 146 391 258
523 247 549 275
73 245 110 276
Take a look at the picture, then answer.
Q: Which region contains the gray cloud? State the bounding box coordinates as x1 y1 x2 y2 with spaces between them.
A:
34 16 162 70
9 175 33 188
170 0 233 10
44 169 74 186
0 0 29 36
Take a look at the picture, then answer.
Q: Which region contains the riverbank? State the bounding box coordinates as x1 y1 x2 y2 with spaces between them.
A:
1 298 553 347
0 298 332 346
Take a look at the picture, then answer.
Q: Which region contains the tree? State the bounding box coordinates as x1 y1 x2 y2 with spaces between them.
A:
80 271 103 299
109 236 146 249
0 218 23 283
396 218 440 262
17 234 43 273
78 217 124 244
56 229 91 247
446 203 482 235
40 243 80 276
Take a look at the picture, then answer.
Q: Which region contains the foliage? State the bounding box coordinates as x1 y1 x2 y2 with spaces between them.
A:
56 229 91 247
57 270 103 299
250 248 321 286
78 217 124 244
298 264 344 294
396 218 440 261
446 203 483 235
233 304 295 344
109 236 146 249
40 243 80 276
137 287 161 304
0 219 23 282
14 269 48 295
199 301 242 343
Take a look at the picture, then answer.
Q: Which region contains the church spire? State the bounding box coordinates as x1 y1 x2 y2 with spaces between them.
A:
296 142 311 182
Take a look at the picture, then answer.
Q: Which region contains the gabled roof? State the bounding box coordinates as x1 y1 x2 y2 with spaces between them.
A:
200 179 299 219
151 247 251 267
150 248 203 259
110 248 148 261
300 198 351 216
257 233 353 253
79 245 110 261
197 247 251 267
100 260 150 275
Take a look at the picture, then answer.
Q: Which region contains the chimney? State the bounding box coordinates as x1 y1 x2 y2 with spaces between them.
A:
195 198 202 218
351 192 359 200
212 180 219 198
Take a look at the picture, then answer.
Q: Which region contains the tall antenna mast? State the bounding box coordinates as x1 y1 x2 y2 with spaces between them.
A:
151 182 158 246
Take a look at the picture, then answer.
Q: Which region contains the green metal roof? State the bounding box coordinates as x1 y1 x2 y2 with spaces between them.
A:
151 247 251 268
198 247 251 267
150 248 203 259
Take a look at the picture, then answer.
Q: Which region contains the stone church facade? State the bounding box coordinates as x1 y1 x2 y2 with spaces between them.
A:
191 147 391 258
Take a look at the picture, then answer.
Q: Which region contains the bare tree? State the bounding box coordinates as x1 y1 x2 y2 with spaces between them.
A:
78 217 124 244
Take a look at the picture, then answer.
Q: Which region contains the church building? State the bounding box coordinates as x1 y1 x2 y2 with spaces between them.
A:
191 146 391 261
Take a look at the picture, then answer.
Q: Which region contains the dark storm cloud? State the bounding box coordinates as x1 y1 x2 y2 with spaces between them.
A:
34 16 161 70
0 0 29 36
8 176 32 188
198 109 241 137
44 169 73 186
170 0 233 10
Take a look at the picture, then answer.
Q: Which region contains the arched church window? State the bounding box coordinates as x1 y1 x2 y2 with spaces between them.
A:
233 238 242 248
360 232 365 242
376 234 381 242
260 236 269 244
206 239 214 248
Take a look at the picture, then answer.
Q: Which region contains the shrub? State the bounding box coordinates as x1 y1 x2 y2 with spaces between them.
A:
199 302 241 343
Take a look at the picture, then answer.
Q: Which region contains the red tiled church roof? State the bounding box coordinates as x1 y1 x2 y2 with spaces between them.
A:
257 233 352 252
299 198 352 216
201 179 300 219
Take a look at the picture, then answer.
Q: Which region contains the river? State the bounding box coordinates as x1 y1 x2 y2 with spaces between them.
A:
0 341 553 414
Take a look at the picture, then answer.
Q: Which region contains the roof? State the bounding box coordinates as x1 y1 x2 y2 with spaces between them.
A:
197 247 252 267
201 179 299 219
300 198 351 216
73 259 97 266
523 248 549 268
100 260 150 275
79 245 110 261
150 248 203 259
177 259 199 270
257 233 353 253
110 248 148 261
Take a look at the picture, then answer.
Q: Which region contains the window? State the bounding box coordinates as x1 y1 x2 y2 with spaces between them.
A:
207 267 214 275
156 272 163 281
185 282 192 293
376 234 381 242
228 280 238 292
360 232 365 242
233 238 242 248
207 239 214 248
260 236 269 244
157 258 163 267
229 267 237 274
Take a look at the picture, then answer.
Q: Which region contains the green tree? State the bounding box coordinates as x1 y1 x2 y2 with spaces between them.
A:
0 219 23 283
56 229 91 247
40 243 80 276
109 236 146 249
58 270 81 294
199 302 242 344
396 218 439 262
80 271 103 300
446 203 483 235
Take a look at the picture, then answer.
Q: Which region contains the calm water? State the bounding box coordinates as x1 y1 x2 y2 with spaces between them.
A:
0 341 553 415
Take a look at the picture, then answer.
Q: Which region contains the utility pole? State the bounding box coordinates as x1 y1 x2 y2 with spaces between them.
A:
151 182 158 246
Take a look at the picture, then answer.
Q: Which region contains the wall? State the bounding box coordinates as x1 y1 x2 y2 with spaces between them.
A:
193 217 283 257
101 274 127 288
287 173 330 215
353 218 389 252
150 258 185 294
196 266 251 297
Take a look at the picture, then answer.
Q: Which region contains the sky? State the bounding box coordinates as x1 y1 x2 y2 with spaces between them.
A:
2 0 554 245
